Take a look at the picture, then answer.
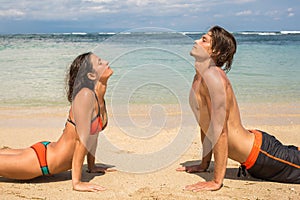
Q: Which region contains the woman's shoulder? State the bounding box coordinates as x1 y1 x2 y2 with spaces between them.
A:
74 88 95 102
78 87 94 95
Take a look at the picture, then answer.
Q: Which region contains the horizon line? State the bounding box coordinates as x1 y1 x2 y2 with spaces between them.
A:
1 30 300 35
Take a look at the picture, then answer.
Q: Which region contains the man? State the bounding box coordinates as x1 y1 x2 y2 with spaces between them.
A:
177 26 300 191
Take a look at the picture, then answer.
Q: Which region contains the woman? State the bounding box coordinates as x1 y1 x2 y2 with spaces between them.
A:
0 52 113 192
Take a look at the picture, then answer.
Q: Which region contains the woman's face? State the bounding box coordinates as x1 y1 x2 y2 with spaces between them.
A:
90 54 113 82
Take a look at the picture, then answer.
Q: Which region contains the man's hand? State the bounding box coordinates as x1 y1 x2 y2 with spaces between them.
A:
184 180 223 192
176 164 209 173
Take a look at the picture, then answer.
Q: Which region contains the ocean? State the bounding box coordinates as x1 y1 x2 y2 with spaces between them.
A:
0 30 299 107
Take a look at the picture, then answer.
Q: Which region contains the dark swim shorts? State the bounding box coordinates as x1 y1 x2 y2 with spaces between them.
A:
241 130 300 183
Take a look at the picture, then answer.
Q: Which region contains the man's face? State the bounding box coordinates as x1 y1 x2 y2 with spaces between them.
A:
191 32 212 57
190 31 213 61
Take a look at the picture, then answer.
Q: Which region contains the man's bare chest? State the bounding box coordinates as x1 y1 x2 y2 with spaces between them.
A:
190 75 211 130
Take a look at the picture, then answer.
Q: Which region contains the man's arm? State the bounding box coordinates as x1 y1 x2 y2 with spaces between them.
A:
176 128 213 173
200 128 213 170
206 70 228 188
212 125 228 186
185 68 228 191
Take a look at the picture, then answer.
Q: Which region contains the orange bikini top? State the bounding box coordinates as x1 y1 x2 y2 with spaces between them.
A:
67 92 107 135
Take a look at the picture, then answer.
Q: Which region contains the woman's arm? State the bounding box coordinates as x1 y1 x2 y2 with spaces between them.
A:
71 89 106 192
86 137 106 173
87 147 116 174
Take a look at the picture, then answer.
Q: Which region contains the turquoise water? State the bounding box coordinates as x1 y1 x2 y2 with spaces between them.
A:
0 31 299 107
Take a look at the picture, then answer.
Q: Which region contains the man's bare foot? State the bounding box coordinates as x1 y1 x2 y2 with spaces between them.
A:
176 165 208 173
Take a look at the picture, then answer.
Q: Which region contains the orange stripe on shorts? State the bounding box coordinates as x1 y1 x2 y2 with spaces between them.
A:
242 130 262 170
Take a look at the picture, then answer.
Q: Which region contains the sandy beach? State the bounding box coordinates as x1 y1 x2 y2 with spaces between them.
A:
0 103 299 200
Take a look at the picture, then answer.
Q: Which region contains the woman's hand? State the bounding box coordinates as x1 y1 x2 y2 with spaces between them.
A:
73 181 106 192
87 165 116 173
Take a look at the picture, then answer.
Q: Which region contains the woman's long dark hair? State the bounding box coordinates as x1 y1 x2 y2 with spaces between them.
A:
66 52 95 103
209 26 237 73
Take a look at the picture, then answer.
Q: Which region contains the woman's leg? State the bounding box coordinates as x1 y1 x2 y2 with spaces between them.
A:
0 148 42 180
0 147 27 155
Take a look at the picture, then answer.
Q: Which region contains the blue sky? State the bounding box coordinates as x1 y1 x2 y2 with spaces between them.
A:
0 0 299 34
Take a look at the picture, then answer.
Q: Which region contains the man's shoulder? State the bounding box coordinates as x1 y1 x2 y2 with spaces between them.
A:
202 68 229 88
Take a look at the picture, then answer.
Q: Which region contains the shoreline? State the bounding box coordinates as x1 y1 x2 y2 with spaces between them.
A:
1 101 299 126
